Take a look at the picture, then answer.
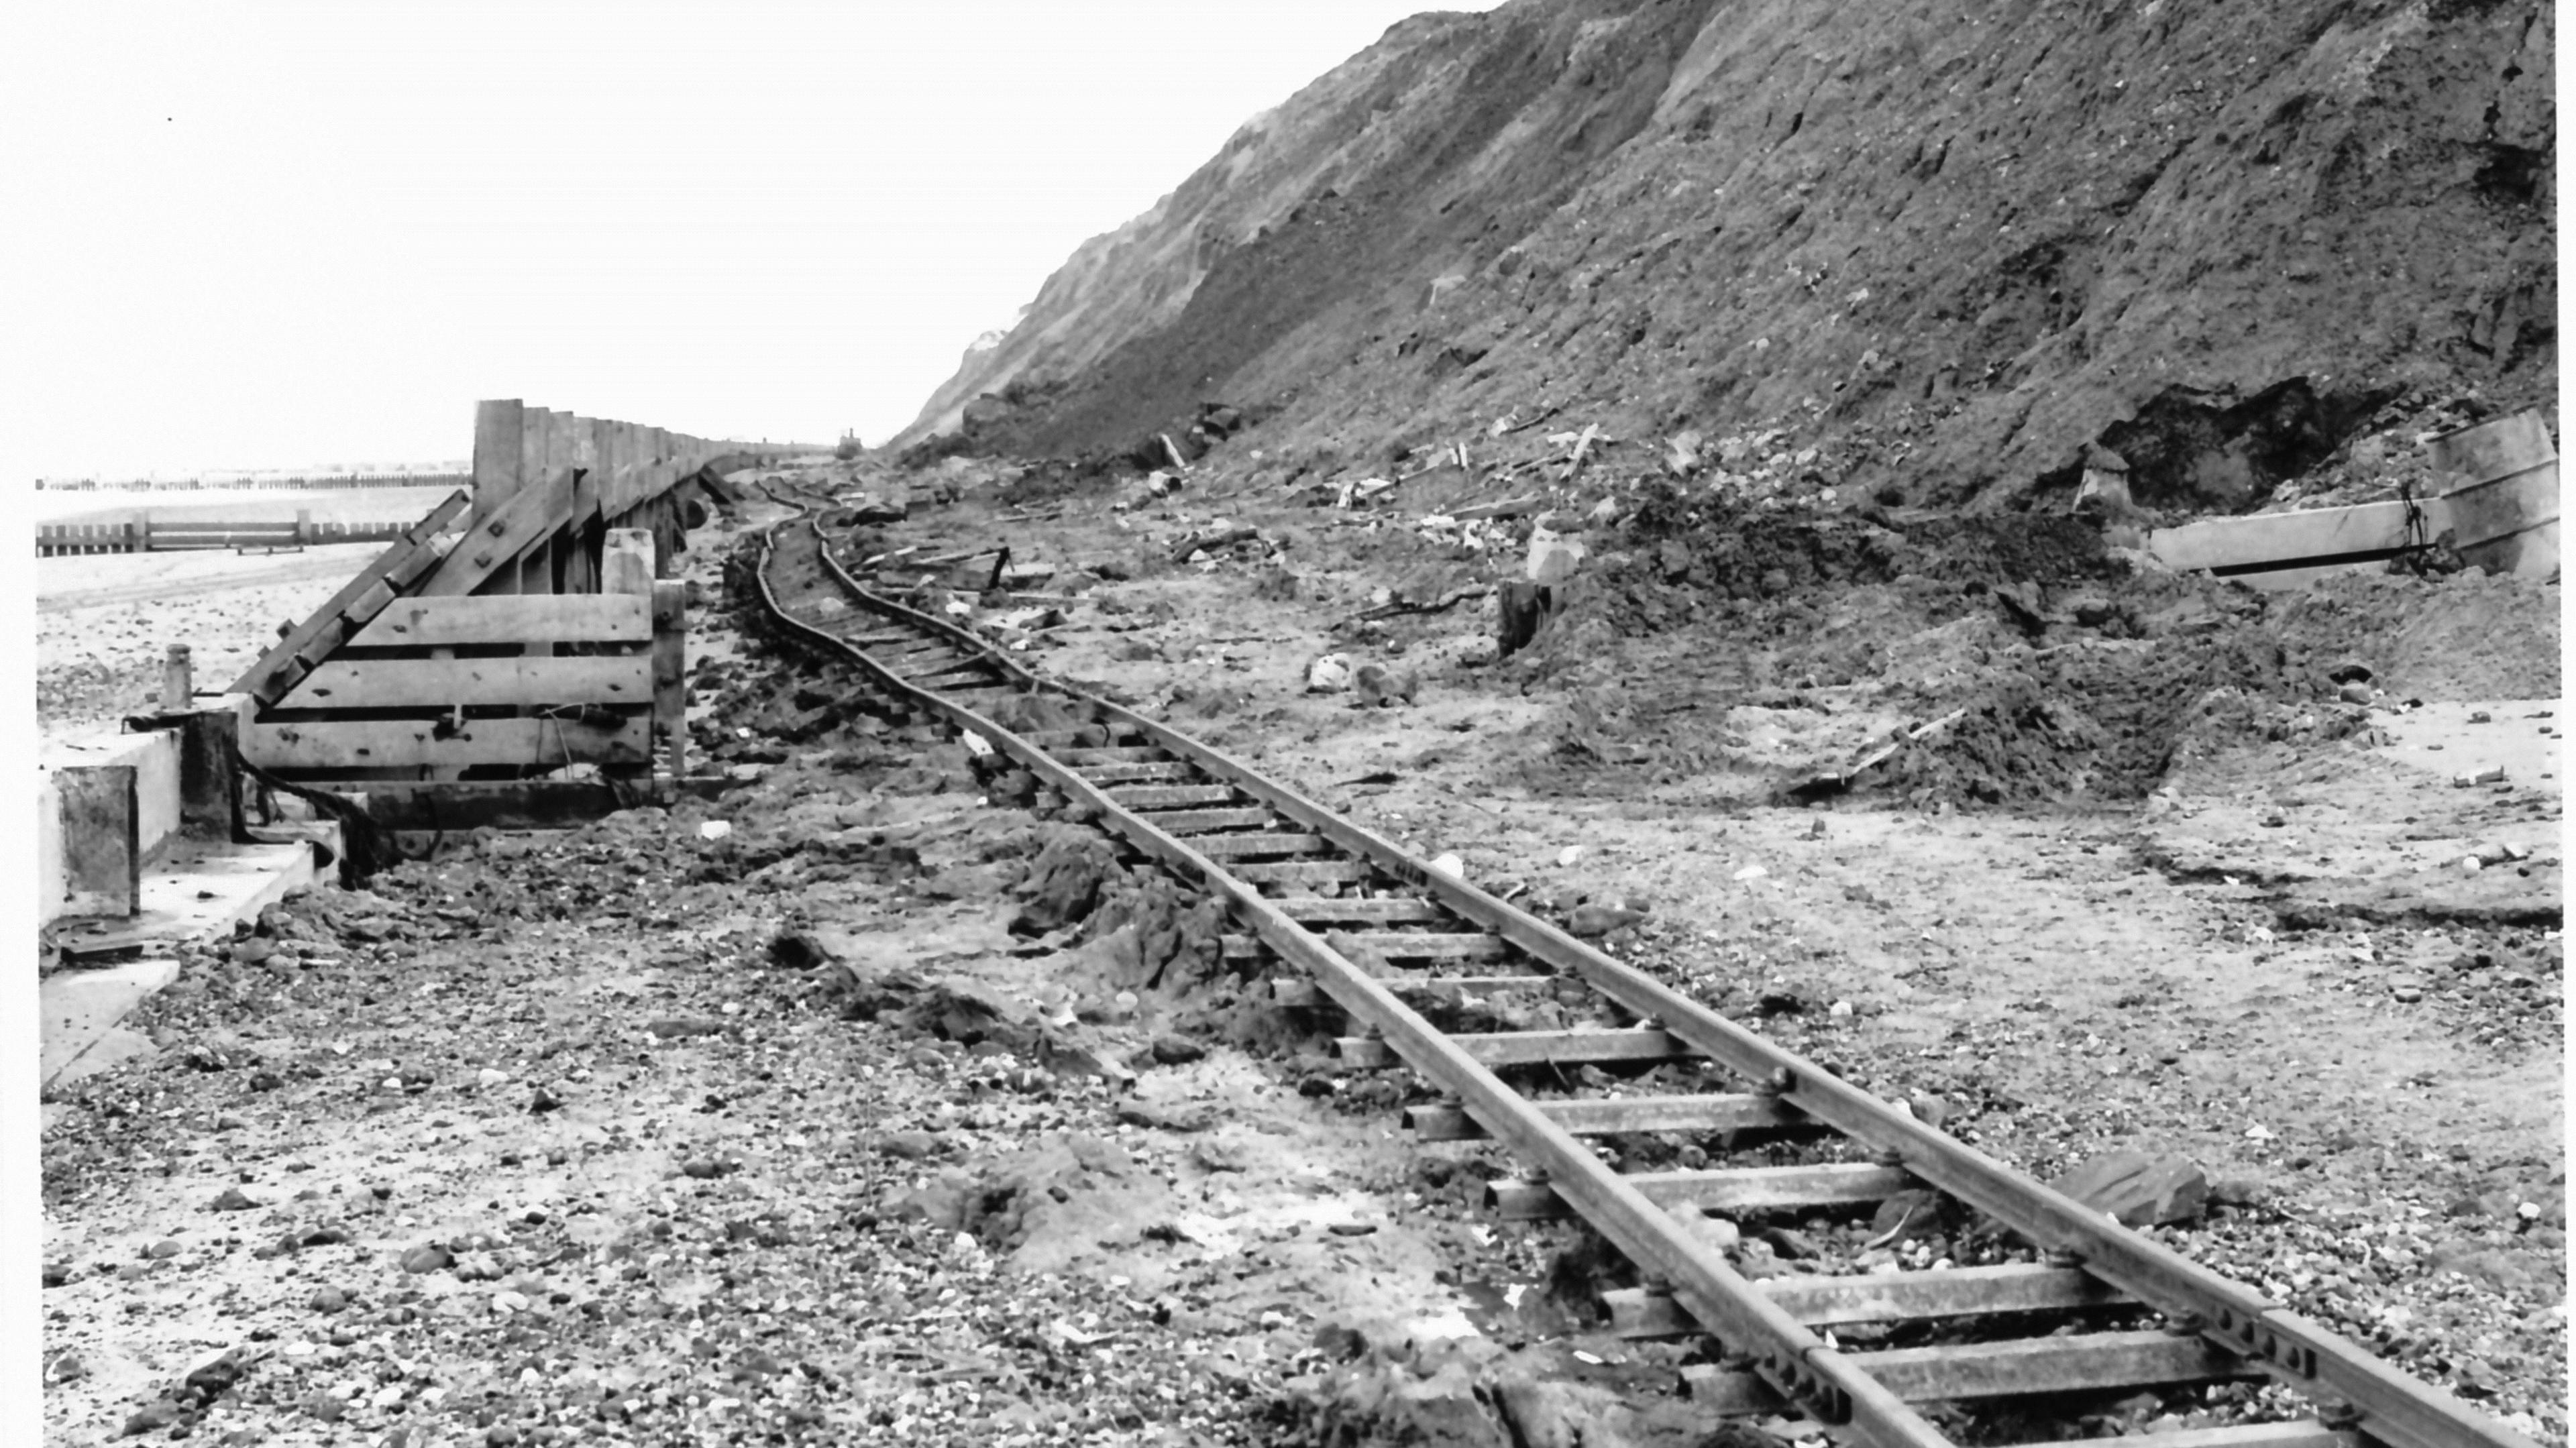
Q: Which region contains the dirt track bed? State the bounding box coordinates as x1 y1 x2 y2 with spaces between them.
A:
40 462 2564 1446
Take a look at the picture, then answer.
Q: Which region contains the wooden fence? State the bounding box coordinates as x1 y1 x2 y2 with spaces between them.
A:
229 400 799 815
38 516 417 557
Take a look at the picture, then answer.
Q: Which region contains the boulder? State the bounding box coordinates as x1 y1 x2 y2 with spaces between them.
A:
2051 1148 2207 1227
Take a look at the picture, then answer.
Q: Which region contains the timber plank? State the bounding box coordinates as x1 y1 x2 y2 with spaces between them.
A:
348 595 651 647
227 491 471 700
244 716 651 769
652 581 686 778
277 656 651 710
2147 499 2421 575
419 468 576 597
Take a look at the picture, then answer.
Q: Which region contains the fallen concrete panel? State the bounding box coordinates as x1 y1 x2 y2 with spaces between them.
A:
42 958 180 1092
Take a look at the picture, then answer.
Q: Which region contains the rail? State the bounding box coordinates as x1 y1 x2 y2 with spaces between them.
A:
744 489 2535 1448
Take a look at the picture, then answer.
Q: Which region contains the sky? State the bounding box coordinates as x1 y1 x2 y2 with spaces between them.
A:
11 1 1505 480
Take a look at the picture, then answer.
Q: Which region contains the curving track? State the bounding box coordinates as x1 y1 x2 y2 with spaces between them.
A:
745 490 2534 1448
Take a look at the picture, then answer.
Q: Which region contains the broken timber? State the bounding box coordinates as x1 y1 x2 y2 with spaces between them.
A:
232 399 802 816
2144 410 2560 589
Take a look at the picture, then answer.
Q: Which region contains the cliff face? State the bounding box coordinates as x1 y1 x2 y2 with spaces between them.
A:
902 0 2554 510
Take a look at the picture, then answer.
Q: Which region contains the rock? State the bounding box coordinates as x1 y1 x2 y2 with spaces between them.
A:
1676 1205 1740 1252
645 1017 726 1039
679 1158 738 1180
1566 903 1646 938
1116 1100 1214 1133
2337 681 2376 706
883 1170 977 1233
1870 1188 1945 1243
1352 661 1421 708
871 1130 943 1160
1526 532 1586 587
1305 654 1355 693
476 1067 511 1089
209 1186 258 1213
46 1351 84 1384
146 1238 183 1260
2051 1149 2208 1227
1149 1034 1208 1066
308 1286 347 1313
121 1400 182 1435
299 1390 347 1423
399 1244 453 1274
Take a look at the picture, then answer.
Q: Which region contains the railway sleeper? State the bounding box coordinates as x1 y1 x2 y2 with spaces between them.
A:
1227 932 1510 964
1486 1161 1916 1219
1271 897 1447 925
1231 860 1376 887
1106 783 1238 808
1404 1093 1801 1139
1141 806 1278 835
1191 832 1331 859
1603 1262 2125 1335
1055 744 1172 765
1338 1024 1690 1070
1079 761 1201 784
1271 974 1551 1008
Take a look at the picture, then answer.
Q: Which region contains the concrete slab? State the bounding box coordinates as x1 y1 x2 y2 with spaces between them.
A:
40 833 328 1095
42 958 179 1092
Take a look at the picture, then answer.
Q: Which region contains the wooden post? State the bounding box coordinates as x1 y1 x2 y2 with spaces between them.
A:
178 705 244 840
1497 581 1554 657
472 399 526 531
160 645 193 713
603 528 654 597
651 580 686 780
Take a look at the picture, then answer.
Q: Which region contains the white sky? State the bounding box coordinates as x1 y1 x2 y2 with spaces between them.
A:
11 1 1503 479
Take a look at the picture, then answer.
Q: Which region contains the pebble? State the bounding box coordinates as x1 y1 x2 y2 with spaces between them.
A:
309 1286 347 1313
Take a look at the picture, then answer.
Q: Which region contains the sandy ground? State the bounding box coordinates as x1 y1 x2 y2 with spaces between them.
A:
35 485 464 528
36 547 401 735
35 467 2565 1445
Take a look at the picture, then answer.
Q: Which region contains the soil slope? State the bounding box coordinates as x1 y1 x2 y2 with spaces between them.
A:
899 0 2553 511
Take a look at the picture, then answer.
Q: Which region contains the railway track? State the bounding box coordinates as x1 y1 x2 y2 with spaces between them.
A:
743 489 2535 1448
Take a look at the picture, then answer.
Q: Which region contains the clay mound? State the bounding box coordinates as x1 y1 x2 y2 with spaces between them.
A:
1493 504 2559 807
909 0 2551 512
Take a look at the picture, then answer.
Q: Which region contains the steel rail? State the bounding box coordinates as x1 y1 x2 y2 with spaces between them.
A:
745 509 2534 1448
